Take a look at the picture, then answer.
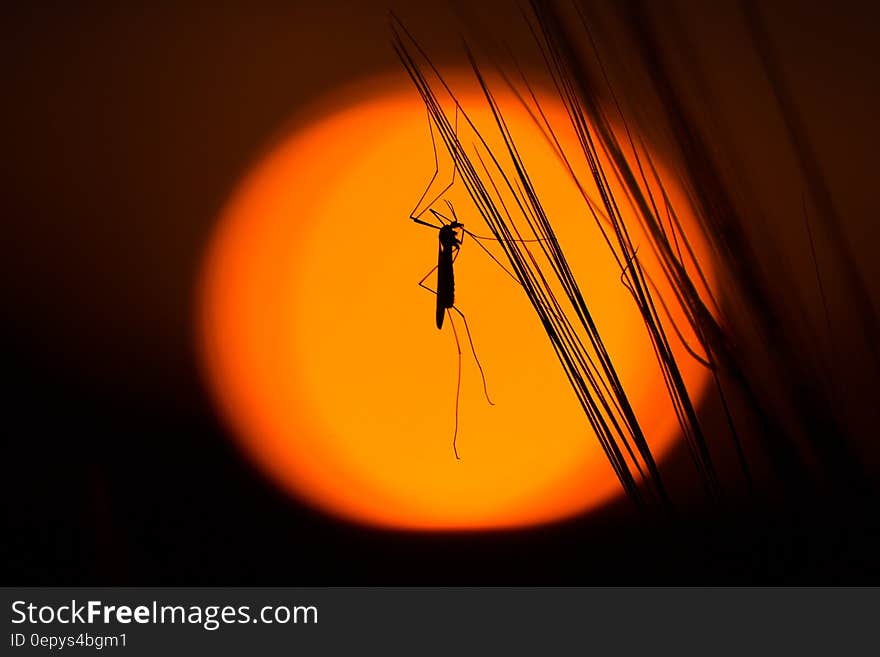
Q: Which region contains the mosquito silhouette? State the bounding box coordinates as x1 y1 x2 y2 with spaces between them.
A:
409 110 543 459
411 204 494 460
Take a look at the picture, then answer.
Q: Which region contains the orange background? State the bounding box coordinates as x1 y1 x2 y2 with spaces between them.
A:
199 73 715 529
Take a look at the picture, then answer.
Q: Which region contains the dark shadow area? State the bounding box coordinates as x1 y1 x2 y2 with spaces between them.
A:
4 325 878 584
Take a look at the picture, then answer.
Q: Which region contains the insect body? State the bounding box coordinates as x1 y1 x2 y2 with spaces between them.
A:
435 221 462 329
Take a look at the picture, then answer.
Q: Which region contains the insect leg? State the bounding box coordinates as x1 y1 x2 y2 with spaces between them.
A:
417 270 462 460
410 106 460 222
422 244 492 407
446 309 463 460
418 262 446 329
451 305 495 407
413 215 443 230
418 264 439 293
429 208 451 226
461 230 522 285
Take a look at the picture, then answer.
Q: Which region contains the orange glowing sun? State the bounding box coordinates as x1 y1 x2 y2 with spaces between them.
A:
197 72 715 531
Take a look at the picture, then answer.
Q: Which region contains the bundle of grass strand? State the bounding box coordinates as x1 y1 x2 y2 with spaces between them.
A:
393 0 875 516
392 14 720 515
522 1 812 504
521 2 737 504
592 0 868 497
